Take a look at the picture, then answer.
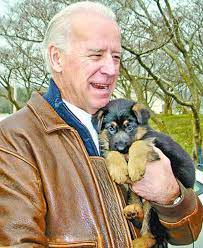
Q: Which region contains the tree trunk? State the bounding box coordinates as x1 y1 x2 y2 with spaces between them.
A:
191 108 202 164
163 96 173 115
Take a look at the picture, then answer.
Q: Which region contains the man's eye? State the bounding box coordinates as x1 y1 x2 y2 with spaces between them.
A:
89 54 102 59
113 55 120 60
113 55 121 63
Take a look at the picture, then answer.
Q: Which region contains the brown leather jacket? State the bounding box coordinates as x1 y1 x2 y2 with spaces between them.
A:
0 92 202 247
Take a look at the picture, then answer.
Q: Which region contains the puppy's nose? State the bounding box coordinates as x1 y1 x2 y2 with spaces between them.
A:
112 131 131 153
114 141 129 153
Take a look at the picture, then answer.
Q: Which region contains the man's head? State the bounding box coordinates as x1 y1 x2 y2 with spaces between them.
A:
42 1 121 114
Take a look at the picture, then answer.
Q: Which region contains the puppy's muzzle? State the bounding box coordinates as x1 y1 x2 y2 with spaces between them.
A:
111 131 131 154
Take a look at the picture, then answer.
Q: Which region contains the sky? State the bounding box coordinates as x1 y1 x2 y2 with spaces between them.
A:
0 0 183 16
0 0 20 47
0 0 16 17
0 0 8 16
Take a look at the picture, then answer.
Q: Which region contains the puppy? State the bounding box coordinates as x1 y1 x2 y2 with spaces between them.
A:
92 99 195 248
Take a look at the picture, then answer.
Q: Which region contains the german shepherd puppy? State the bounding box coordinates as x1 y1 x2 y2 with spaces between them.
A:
92 99 195 248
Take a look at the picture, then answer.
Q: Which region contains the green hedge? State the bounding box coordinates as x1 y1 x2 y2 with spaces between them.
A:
150 114 203 157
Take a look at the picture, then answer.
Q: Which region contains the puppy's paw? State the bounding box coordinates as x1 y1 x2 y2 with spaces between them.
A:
128 139 158 182
128 142 146 181
123 203 144 221
147 149 160 161
132 233 156 248
106 151 128 184
128 163 146 182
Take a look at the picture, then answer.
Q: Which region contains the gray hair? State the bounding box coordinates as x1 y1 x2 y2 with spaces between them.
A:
41 1 116 73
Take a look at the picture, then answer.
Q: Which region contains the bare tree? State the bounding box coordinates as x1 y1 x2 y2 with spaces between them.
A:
107 0 203 162
0 0 66 108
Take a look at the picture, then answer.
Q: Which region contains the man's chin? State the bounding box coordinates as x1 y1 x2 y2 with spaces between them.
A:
97 98 110 108
91 100 110 114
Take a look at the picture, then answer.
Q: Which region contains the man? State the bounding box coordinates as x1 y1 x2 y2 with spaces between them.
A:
0 1 202 247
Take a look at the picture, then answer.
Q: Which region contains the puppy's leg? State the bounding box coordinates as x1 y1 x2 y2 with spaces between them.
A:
123 191 144 221
141 201 155 239
106 151 128 184
128 139 159 182
132 201 156 248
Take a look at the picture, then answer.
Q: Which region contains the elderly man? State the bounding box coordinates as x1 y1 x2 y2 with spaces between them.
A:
0 1 202 247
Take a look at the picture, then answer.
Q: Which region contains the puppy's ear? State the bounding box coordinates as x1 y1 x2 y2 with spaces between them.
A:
92 109 106 133
132 103 150 125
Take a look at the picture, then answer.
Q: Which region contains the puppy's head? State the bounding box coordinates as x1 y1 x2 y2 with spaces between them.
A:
92 99 150 156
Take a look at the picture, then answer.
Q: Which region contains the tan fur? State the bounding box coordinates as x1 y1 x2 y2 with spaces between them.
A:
123 202 144 221
128 139 156 182
141 201 152 236
132 232 156 248
132 103 146 113
111 121 118 128
123 190 144 221
99 130 109 157
132 103 146 123
106 151 128 184
135 126 148 140
123 120 129 126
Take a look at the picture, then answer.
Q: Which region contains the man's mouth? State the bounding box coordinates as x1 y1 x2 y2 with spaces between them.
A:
91 83 110 90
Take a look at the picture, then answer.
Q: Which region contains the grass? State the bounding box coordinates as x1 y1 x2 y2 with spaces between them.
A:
150 114 203 157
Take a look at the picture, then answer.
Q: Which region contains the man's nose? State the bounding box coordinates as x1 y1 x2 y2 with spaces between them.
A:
100 54 116 76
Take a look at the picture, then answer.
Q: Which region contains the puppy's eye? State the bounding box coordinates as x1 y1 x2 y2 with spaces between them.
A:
126 124 135 132
107 126 117 134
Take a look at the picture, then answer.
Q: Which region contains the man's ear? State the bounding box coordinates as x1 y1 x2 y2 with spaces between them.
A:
48 44 63 72
92 109 106 133
132 103 150 125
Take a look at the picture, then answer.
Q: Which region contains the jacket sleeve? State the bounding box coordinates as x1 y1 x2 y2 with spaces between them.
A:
0 147 48 247
152 182 203 245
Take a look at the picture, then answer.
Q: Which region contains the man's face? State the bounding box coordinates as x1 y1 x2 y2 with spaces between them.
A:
57 13 121 114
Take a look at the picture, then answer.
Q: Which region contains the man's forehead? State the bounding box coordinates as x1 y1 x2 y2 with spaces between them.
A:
69 38 121 54
69 12 121 41
87 46 121 53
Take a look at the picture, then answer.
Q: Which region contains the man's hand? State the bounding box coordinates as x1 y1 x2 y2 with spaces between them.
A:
131 147 180 205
